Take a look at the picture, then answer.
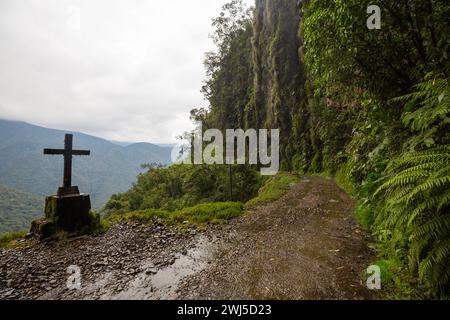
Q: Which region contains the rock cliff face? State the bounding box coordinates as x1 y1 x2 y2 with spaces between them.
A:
203 0 313 171
251 0 311 169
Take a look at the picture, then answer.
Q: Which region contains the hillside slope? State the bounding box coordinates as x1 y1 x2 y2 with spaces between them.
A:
0 185 43 233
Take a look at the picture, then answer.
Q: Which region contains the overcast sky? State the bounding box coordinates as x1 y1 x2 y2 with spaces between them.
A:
0 0 253 143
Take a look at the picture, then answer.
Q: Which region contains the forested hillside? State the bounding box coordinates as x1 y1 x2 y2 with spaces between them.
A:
106 0 449 297
0 185 43 234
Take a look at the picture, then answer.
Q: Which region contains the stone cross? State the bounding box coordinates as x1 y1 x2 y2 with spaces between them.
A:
44 134 90 189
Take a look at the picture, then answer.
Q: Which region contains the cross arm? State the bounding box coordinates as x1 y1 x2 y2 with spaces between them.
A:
72 150 91 156
43 148 65 155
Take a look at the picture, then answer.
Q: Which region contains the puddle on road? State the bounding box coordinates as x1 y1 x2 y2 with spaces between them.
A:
112 235 214 300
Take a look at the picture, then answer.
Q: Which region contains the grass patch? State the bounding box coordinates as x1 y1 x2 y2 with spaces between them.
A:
354 201 375 230
0 231 26 249
310 172 332 178
245 172 299 208
174 202 243 224
87 211 111 235
374 259 400 284
335 164 356 196
371 258 424 299
109 201 244 227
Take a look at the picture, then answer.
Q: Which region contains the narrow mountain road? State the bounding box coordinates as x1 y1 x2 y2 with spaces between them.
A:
178 176 375 299
0 177 375 300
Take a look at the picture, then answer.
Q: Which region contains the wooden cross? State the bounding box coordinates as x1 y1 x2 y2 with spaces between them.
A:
44 134 90 188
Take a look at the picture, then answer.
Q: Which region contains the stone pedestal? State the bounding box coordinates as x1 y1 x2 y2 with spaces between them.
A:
31 186 95 239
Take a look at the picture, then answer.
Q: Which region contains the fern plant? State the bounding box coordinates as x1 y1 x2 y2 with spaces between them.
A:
375 73 450 295
376 147 450 293
391 72 450 149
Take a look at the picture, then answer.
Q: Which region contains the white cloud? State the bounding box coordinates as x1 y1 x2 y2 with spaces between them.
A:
0 0 254 143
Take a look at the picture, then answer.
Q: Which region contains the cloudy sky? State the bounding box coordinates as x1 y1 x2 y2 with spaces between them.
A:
0 0 253 143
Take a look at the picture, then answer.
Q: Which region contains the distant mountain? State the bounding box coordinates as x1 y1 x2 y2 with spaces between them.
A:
0 185 43 234
0 119 172 216
109 140 134 147
156 143 176 148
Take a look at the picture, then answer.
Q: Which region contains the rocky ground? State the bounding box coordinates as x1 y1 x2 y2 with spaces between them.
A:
0 176 376 300
0 222 201 299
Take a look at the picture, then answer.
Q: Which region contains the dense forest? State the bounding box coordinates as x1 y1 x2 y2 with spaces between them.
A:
105 0 449 297
0 185 43 234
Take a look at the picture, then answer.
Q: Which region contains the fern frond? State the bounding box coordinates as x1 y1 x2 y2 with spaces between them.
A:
419 239 450 284
412 214 450 240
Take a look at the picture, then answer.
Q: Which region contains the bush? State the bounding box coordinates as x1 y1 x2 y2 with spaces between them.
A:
375 147 450 295
374 74 450 296
104 164 261 216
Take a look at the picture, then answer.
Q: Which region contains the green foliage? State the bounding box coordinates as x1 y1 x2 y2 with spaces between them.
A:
394 73 450 149
104 163 261 215
302 1 450 297
109 202 243 227
175 202 243 225
245 172 299 207
0 231 26 249
371 72 450 295
86 211 111 235
371 258 423 299
335 162 357 196
375 146 450 294
303 0 450 101
201 0 254 130
375 259 402 284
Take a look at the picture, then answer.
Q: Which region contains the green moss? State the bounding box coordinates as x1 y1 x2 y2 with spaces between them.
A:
245 172 299 208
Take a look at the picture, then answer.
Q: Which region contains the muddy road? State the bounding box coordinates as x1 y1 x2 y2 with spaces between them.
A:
0 176 375 300
179 176 375 299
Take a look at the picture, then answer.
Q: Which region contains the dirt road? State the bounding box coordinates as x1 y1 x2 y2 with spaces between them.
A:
0 176 375 300
178 176 375 299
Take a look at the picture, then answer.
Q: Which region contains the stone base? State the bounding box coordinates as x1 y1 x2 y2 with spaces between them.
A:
30 219 56 240
31 190 94 239
57 186 80 197
45 193 92 232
